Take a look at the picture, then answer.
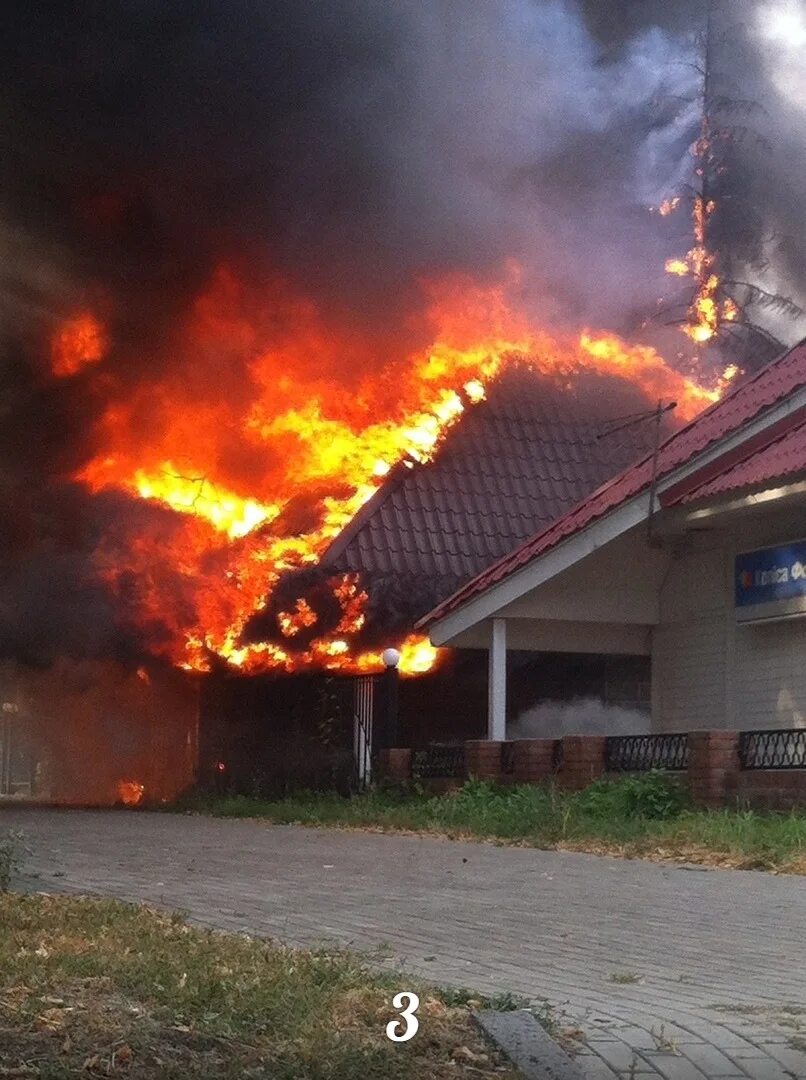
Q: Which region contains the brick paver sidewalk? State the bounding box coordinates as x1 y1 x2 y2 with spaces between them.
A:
3 808 805 1079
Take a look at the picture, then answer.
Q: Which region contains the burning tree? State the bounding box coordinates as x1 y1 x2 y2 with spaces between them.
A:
658 2 802 366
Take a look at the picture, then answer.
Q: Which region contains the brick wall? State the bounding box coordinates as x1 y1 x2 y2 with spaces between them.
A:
378 731 806 811
556 735 606 791
464 740 503 780
512 739 557 784
688 730 741 807
734 770 806 811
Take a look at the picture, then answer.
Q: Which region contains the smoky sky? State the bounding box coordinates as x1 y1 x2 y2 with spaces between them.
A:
3 1 804 347
0 1 701 337
1 0 805 663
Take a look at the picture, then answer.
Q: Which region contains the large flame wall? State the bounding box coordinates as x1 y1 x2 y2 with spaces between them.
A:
47 267 723 678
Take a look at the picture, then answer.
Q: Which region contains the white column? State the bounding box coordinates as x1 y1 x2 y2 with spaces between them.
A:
487 617 507 741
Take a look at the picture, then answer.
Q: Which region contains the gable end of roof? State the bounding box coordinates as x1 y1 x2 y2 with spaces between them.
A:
418 338 806 633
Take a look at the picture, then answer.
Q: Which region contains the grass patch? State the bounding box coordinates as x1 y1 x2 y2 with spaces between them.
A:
174 775 806 873
0 828 27 892
0 893 521 1078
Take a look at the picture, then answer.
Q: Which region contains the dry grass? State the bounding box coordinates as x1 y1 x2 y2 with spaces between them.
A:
554 837 806 872
0 893 520 1079
176 777 806 875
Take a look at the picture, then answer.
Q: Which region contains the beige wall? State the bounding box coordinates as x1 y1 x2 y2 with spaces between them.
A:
451 617 651 654
652 501 806 732
500 529 669 625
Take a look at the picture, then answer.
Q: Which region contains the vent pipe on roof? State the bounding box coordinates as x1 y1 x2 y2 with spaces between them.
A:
647 400 677 546
595 398 677 545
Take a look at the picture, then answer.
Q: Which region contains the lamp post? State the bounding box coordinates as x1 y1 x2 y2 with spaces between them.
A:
381 647 401 750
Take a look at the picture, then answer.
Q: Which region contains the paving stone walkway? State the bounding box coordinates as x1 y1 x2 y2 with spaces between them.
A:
3 808 805 1079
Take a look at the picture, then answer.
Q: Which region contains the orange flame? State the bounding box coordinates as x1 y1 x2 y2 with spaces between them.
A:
132 466 278 539
117 779 144 806
51 311 107 377
62 264 720 678
278 598 318 638
662 105 738 350
664 193 739 346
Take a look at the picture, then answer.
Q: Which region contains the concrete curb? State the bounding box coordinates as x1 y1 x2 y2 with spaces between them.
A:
474 1009 584 1080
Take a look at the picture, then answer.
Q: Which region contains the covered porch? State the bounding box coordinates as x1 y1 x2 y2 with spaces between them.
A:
428 525 667 739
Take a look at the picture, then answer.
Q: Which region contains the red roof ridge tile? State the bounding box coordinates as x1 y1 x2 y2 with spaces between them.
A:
417 337 806 629
661 403 806 507
678 411 806 505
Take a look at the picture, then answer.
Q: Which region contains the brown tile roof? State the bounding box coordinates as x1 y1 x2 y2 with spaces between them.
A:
419 338 806 629
323 362 666 624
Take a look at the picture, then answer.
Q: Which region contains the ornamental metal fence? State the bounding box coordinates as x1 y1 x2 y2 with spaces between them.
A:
405 729 806 782
739 728 806 770
412 744 466 779
605 733 689 772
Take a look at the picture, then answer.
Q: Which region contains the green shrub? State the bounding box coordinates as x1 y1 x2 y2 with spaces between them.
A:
429 778 555 837
575 770 686 820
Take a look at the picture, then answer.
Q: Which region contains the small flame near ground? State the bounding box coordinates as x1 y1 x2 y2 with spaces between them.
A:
116 780 145 806
52 264 725 679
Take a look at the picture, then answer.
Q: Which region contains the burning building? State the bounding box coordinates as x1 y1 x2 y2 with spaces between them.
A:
420 338 806 742
198 359 688 792
1 2 805 801
320 364 676 743
1 329 714 802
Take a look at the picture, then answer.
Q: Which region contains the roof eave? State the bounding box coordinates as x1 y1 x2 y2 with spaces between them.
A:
423 381 806 645
426 489 650 645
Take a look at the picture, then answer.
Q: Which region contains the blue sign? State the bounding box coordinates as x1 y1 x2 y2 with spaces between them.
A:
735 542 806 608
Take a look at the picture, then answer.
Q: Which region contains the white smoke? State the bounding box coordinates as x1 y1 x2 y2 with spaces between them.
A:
508 696 650 740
